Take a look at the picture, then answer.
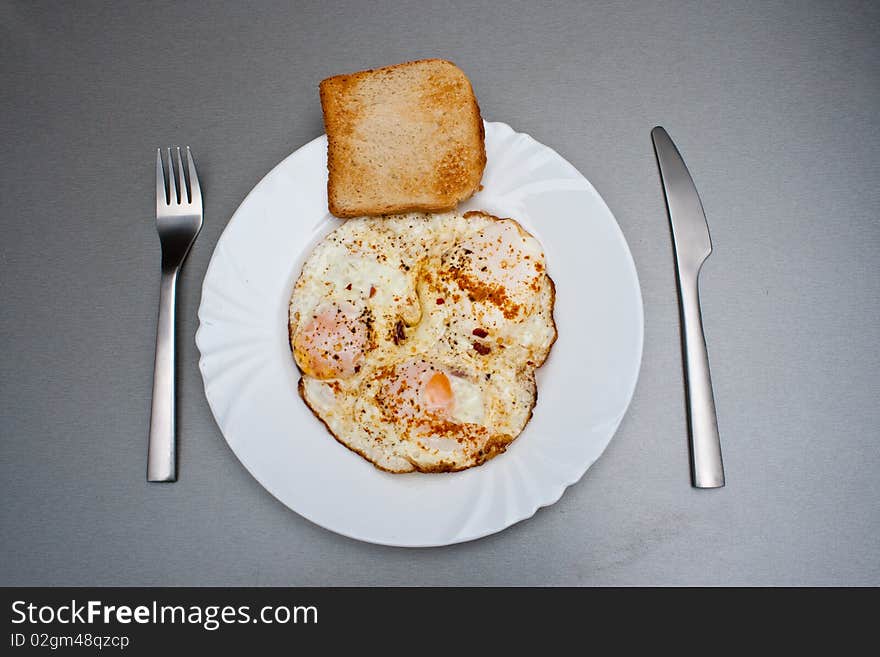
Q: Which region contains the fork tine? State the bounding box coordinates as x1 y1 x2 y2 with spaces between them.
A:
174 146 189 204
156 148 168 209
185 147 201 208
165 148 178 203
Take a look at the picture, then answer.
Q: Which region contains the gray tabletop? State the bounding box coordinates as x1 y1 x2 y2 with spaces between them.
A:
1 0 878 586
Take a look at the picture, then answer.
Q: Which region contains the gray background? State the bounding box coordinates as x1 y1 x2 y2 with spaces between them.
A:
1 0 878 586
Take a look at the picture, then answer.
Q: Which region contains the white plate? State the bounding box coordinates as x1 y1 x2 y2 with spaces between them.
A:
196 121 643 547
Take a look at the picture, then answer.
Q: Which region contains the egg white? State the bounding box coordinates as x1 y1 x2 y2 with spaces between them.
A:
289 210 556 472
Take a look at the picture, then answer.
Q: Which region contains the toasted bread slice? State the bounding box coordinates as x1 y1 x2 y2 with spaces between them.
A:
320 59 486 218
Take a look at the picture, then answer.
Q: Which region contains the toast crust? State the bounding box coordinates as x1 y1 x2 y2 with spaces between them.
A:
320 59 486 218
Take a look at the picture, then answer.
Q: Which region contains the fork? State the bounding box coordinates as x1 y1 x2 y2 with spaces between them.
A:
148 147 203 482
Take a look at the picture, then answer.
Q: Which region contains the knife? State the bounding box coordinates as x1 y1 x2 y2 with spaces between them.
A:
651 126 725 488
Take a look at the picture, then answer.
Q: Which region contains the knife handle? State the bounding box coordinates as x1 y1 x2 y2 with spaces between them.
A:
678 266 725 488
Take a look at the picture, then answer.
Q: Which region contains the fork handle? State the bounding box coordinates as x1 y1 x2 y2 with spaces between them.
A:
148 268 179 482
678 266 725 488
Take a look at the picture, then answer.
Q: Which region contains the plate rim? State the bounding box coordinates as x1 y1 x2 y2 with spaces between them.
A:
195 120 644 547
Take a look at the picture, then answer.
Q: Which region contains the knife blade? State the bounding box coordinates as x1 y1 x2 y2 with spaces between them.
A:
651 126 725 489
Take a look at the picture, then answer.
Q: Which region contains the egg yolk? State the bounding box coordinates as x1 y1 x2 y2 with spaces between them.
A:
293 304 367 380
423 372 454 413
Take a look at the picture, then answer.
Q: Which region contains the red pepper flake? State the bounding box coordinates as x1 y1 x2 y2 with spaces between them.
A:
345 283 352 290
473 342 491 355
369 286 376 298
472 328 488 338
436 298 445 305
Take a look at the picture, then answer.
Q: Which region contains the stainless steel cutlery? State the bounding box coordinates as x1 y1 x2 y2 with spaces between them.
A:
652 127 725 489
149 147 203 482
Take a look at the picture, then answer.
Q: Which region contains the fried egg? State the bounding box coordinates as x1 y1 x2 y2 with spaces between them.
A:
289 210 556 473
